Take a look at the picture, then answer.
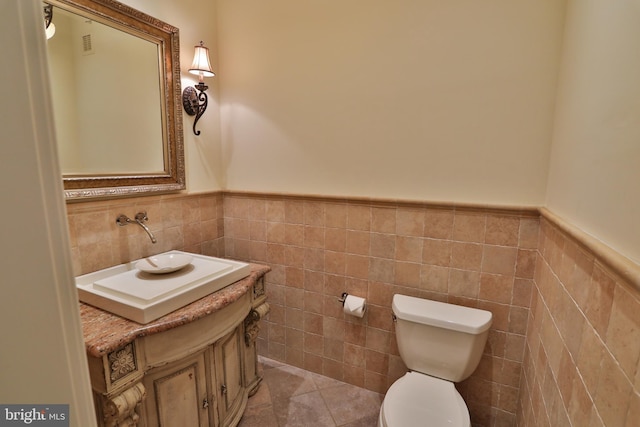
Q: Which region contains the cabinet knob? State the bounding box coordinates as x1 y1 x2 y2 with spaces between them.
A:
221 384 227 395
202 398 209 409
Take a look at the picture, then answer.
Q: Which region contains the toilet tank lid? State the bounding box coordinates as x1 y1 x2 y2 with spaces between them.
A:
392 294 492 334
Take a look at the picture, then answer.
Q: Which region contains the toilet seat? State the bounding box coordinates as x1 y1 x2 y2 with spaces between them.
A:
379 372 470 427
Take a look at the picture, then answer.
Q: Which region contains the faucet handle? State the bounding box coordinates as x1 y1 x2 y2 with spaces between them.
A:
134 211 149 222
116 214 131 226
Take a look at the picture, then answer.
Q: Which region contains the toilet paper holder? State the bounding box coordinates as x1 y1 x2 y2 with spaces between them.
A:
338 292 349 305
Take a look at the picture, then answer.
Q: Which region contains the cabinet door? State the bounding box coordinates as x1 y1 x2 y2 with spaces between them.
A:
214 326 246 426
143 351 209 427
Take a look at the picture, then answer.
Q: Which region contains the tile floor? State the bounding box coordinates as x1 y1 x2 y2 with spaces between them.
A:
238 356 383 427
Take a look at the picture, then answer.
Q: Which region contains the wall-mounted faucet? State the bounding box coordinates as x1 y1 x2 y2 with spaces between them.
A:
116 212 157 244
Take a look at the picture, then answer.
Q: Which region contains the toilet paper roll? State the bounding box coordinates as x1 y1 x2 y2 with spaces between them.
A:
343 295 366 318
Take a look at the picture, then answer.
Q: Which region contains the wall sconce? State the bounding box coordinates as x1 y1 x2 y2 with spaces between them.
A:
44 4 56 39
182 41 215 136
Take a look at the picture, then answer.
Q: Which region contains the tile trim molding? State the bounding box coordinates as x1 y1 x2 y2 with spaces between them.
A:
222 190 540 216
539 207 640 292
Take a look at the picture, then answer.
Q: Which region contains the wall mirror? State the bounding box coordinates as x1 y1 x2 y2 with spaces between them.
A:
45 0 185 200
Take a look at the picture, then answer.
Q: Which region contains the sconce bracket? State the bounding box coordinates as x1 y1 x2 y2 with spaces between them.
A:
44 4 53 29
182 86 200 116
182 85 209 135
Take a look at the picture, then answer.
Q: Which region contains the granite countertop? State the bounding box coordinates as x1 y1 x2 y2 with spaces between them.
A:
80 263 270 358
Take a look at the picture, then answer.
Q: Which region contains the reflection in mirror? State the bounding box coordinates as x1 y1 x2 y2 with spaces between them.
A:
45 0 185 200
49 7 165 174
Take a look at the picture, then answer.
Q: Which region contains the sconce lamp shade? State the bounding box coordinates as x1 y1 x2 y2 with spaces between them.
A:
188 42 215 78
46 22 56 39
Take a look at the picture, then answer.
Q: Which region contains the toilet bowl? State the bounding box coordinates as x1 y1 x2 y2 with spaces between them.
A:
378 294 492 427
379 372 470 427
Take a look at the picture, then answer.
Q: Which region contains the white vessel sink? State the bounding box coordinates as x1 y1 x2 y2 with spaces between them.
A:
76 251 251 324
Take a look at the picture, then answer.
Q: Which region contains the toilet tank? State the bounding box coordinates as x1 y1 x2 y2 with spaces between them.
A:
393 294 492 382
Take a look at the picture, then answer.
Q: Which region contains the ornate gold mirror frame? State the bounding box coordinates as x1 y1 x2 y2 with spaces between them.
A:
47 0 185 200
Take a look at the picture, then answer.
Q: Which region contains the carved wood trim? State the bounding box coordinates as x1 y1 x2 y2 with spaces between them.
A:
243 302 270 346
103 382 146 427
108 343 137 382
253 277 266 299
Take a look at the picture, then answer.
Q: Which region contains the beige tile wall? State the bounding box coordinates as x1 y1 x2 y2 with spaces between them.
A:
68 191 639 427
66 192 224 276
223 193 540 426
517 216 640 427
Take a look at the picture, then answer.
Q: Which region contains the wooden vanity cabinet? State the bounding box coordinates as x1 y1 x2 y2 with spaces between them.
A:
141 325 245 427
142 350 209 427
213 326 245 426
85 273 269 427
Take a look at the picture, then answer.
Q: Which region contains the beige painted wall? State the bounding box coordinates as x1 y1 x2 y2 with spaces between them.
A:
216 0 566 206
545 0 640 264
120 0 225 193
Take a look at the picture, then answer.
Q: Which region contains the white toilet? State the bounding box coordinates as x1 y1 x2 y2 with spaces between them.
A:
378 294 493 427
